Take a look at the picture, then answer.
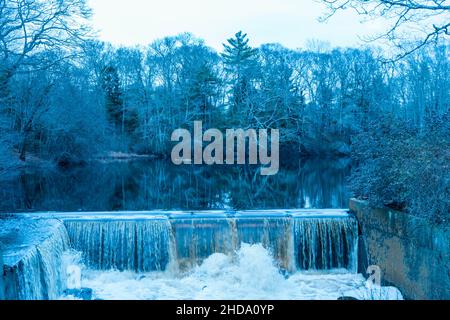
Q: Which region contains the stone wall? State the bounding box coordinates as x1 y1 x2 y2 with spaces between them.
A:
350 199 450 300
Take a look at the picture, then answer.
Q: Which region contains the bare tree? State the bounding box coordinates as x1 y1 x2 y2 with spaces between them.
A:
0 0 92 89
319 0 450 60
0 0 92 161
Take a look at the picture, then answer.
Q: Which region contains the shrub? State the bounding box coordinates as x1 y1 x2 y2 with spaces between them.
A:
350 113 449 223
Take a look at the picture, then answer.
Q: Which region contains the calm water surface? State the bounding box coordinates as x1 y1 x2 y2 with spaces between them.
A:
0 158 352 212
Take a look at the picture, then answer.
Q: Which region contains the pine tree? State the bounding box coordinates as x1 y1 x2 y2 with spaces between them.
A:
221 31 257 116
221 31 257 76
101 65 139 139
101 65 123 128
189 63 218 125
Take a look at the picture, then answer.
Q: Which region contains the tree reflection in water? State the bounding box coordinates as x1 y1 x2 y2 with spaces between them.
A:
0 158 351 212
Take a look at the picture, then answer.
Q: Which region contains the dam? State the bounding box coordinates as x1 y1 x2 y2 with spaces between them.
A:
0 210 401 300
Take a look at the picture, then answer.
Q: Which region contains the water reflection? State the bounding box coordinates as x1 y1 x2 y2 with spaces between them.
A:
0 158 351 212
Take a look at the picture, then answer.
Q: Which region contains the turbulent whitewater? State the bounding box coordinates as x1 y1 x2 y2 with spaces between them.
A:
1 211 403 300
63 214 358 274
60 213 401 300
72 244 402 300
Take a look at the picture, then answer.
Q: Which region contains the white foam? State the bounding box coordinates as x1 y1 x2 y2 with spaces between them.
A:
73 244 402 300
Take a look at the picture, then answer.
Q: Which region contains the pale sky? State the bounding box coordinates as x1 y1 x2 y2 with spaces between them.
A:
88 0 387 51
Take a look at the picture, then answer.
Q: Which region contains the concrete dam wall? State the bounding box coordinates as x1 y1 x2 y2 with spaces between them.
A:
350 199 450 300
4 204 446 300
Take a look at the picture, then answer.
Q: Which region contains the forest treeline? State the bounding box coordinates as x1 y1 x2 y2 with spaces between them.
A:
0 0 448 220
1 31 449 166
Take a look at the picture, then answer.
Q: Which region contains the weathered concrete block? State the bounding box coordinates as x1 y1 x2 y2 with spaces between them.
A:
350 199 450 300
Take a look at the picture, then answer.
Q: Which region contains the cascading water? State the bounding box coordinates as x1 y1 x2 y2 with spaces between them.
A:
1 219 70 300
234 217 295 272
294 218 358 272
62 213 358 274
65 218 171 272
2 211 403 300
171 218 235 271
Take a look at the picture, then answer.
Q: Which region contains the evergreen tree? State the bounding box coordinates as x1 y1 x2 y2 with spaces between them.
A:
101 65 123 128
101 65 139 139
221 31 257 116
188 63 218 125
221 31 257 73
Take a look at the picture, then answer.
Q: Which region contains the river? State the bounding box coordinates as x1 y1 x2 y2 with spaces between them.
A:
0 157 352 213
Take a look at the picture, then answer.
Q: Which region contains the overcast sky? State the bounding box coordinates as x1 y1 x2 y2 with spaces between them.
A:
88 0 387 51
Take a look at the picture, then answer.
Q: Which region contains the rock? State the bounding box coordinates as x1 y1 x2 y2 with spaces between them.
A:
64 288 93 300
338 296 359 300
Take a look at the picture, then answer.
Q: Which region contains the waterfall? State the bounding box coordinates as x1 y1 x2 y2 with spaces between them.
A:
1 211 362 300
2 220 70 300
65 219 171 272
170 218 235 271
133 217 294 272
63 214 358 274
293 217 358 272
235 217 294 272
